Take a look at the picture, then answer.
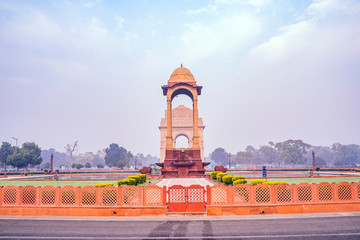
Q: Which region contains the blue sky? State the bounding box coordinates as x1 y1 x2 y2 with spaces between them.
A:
0 0 359 157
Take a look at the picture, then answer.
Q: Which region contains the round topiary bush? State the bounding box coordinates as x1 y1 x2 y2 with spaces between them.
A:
128 176 141 185
210 171 221 180
117 178 136 186
232 176 245 182
265 181 286 185
222 175 233 185
250 179 267 186
233 179 247 185
136 174 146 183
216 172 228 182
94 183 114 188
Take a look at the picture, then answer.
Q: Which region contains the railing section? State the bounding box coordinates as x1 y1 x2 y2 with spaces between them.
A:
0 182 359 208
0 185 166 207
208 182 360 205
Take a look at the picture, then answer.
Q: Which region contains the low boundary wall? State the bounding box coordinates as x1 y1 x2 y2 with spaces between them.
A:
0 182 359 216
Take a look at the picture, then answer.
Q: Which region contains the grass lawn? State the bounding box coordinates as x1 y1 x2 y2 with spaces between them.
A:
265 177 360 184
210 176 360 185
0 178 160 187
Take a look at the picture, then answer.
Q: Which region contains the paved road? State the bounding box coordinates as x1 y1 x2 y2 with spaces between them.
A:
1 213 360 239
156 178 214 188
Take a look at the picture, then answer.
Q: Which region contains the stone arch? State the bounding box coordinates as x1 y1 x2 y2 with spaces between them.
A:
174 133 190 149
159 105 204 162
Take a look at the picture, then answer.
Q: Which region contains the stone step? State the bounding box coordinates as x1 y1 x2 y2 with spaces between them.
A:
167 211 207 216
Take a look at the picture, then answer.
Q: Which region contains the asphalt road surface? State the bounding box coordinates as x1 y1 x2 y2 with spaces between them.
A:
1 213 360 240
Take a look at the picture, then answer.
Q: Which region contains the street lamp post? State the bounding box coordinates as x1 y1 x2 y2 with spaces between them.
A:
228 154 231 169
312 151 316 172
12 137 18 147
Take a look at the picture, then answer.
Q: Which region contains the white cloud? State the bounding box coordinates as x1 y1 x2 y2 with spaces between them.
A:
186 5 218 15
181 14 261 61
215 0 271 8
115 15 125 28
249 0 360 63
84 0 101 8
249 20 315 62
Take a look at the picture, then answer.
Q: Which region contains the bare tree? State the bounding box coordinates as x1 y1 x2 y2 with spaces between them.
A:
65 141 78 169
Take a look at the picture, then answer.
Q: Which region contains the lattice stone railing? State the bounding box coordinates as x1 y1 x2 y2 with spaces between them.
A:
0 185 165 207
208 182 360 205
0 182 359 208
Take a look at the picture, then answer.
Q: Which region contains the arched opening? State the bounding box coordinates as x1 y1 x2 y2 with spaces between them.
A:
171 94 193 110
174 134 189 149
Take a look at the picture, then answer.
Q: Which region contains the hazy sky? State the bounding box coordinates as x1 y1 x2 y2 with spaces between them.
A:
1 0 359 157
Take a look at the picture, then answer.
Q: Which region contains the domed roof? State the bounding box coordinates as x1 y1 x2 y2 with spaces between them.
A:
168 64 196 83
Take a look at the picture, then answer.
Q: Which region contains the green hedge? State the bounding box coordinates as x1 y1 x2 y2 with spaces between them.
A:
232 176 245 182
117 178 137 186
210 171 221 180
216 172 228 182
355 169 360 172
137 174 146 183
222 175 233 185
94 183 114 187
233 179 247 185
265 181 286 185
128 176 141 185
250 179 267 186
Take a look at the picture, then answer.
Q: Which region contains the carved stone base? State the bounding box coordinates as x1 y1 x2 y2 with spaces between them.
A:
156 149 210 178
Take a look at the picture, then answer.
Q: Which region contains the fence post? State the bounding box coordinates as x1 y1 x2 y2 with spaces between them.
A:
206 185 210 205
76 186 81 206
56 187 61 206
17 186 22 205
270 184 276 204
36 186 41 206
292 184 298 204
140 187 145 206
249 185 255 204
96 186 102 206
0 186 3 206
117 186 123 206
312 183 318 203
333 182 338 202
351 182 357 201
227 186 233 205
162 186 167 206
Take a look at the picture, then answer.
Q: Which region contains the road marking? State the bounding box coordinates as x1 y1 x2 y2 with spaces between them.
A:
1 233 360 239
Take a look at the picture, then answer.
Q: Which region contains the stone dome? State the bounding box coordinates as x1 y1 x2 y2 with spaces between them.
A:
168 64 196 83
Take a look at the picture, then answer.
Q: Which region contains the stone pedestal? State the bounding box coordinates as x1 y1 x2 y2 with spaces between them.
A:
156 149 210 178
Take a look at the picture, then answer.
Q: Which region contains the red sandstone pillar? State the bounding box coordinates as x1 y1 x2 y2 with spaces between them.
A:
166 98 173 150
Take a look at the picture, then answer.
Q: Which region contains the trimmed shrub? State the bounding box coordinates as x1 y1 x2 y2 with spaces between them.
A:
94 183 114 188
210 171 221 180
250 179 267 186
222 175 233 185
117 178 136 186
265 181 286 185
355 169 360 172
127 178 137 185
233 179 247 185
136 174 146 183
216 172 228 182
232 176 245 182
316 167 320 171
128 176 141 185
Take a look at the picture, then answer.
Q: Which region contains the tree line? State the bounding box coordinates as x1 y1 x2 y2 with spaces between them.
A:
0 142 42 170
1 141 158 171
210 139 360 168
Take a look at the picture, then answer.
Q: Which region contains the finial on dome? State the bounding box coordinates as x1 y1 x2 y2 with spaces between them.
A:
181 63 183 68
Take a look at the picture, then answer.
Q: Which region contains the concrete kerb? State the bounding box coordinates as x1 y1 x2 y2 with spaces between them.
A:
1 211 360 222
